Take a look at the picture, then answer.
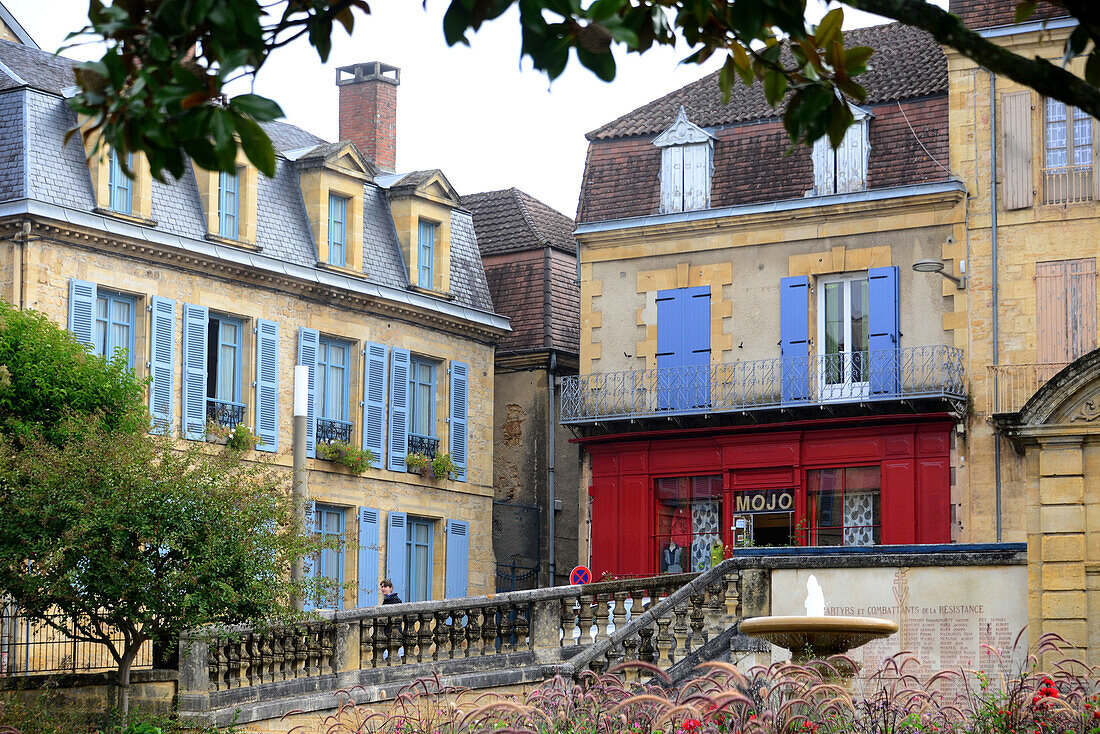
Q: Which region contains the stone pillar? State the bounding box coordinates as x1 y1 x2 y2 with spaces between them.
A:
1031 436 1088 661
334 620 360 681
176 635 210 716
529 599 562 664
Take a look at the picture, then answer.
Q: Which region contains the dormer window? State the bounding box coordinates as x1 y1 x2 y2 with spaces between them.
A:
654 107 715 214
193 154 258 246
812 110 871 195
109 150 133 214
328 194 348 267
417 220 436 288
218 168 240 239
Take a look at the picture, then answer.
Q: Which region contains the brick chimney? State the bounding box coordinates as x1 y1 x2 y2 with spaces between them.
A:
336 62 400 172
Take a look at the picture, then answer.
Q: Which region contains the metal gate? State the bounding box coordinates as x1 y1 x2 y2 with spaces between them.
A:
492 500 541 592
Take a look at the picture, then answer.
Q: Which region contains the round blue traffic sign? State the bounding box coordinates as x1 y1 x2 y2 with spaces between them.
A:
570 565 591 585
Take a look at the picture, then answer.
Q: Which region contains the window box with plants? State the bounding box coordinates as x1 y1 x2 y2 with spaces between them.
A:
205 422 260 451
317 441 375 474
405 451 458 480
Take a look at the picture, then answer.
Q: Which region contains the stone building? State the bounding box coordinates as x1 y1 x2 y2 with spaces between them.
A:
0 42 508 611
462 188 581 589
947 1 1100 664
570 22 967 578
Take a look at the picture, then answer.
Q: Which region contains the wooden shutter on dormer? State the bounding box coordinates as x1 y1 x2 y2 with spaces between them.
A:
812 137 835 195
660 146 685 214
1002 91 1034 210
682 143 711 211
836 121 868 193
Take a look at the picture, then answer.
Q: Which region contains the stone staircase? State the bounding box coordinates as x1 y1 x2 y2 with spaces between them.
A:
178 559 755 727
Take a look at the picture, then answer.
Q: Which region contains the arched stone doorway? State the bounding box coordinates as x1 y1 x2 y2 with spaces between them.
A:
995 348 1100 665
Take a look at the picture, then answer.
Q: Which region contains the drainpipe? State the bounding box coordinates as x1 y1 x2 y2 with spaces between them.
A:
548 352 557 587
293 365 309 610
989 70 1002 542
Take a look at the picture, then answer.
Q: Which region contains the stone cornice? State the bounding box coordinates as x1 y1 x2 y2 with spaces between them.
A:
1 213 509 343
575 182 967 253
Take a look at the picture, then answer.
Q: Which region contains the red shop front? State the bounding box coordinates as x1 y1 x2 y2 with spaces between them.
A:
581 415 954 578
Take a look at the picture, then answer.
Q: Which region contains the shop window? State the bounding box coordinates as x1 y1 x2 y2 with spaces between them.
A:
808 466 881 547
655 475 722 573
818 274 869 398
1043 98 1093 205
405 517 434 602
206 314 244 428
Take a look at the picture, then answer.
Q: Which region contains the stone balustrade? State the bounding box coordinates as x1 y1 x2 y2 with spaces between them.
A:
178 560 745 721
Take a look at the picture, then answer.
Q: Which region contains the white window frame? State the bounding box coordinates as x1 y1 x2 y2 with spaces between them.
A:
816 273 870 401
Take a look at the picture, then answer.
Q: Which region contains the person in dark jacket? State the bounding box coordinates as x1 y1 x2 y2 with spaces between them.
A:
380 579 402 604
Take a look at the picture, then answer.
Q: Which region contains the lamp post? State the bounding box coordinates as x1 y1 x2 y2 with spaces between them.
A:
913 258 967 289
293 364 309 611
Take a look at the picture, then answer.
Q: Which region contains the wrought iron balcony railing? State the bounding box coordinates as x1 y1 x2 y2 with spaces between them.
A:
1042 164 1093 205
408 433 439 458
206 398 246 428
316 417 353 445
987 363 1069 414
560 345 965 424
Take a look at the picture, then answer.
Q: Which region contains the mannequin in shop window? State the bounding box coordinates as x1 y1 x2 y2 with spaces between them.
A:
662 541 684 573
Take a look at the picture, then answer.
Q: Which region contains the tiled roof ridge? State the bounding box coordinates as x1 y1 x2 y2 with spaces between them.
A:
587 21 945 141
511 188 549 247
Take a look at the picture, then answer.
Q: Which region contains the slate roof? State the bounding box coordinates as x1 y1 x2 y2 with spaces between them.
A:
461 188 578 257
0 39 495 316
588 23 947 140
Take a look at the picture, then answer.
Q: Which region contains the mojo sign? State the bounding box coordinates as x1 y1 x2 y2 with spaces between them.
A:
734 488 795 514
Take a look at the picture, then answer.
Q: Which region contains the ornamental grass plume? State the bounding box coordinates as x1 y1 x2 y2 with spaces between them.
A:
285 633 1100 734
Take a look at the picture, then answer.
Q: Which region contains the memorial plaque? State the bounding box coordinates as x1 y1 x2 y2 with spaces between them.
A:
769 565 1027 677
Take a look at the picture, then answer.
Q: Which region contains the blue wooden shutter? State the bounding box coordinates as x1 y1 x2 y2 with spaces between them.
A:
779 276 811 403
363 342 388 469
444 519 470 598
448 361 469 481
68 279 96 348
386 511 407 592
387 348 410 471
181 303 208 440
219 169 239 239
357 507 380 607
868 266 901 396
255 319 279 452
149 296 175 433
297 327 319 458
683 287 711 408
655 289 682 410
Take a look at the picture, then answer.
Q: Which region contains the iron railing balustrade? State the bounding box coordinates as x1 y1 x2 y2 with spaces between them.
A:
206 398 246 428
316 417 354 445
560 346 966 424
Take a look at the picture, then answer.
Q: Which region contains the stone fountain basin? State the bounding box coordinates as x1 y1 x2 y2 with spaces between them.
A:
738 615 899 658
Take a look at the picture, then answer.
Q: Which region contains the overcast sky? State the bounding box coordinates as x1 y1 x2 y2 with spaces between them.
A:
9 0 919 218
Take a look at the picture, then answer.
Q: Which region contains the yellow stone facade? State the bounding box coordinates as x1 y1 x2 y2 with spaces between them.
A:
0 212 501 607
945 25 1100 545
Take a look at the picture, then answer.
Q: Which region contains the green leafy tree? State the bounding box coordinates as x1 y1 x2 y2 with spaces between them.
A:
66 0 1100 182
0 305 322 722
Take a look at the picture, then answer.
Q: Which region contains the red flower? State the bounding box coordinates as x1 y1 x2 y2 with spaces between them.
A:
682 718 702 732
